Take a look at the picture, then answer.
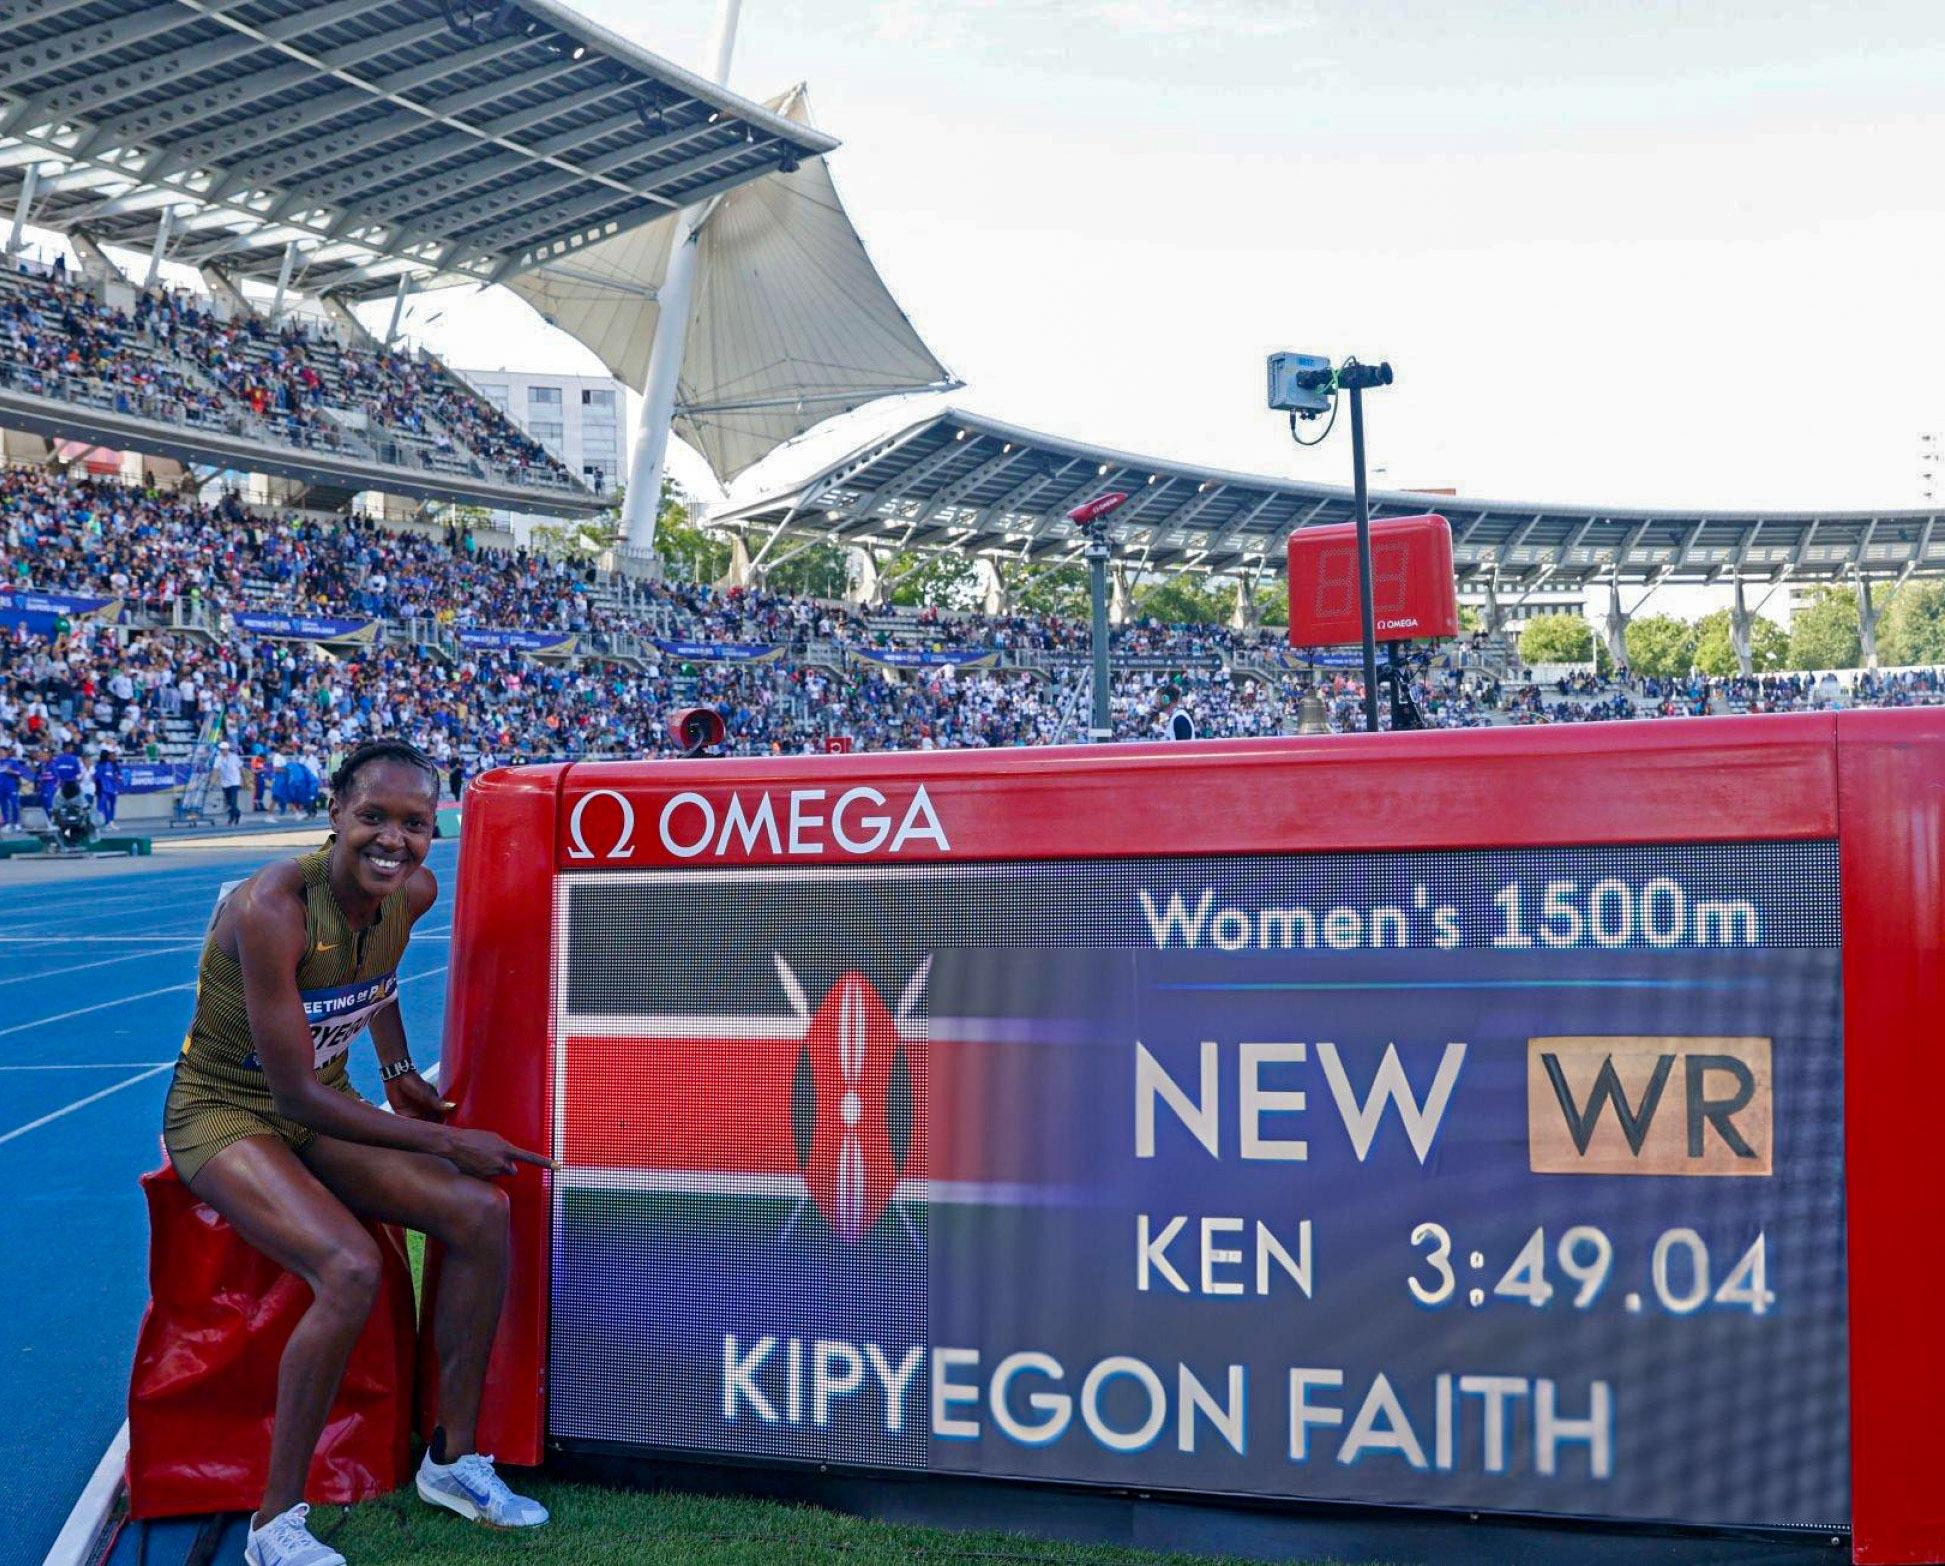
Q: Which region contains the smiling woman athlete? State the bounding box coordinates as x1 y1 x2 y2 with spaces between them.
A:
162 739 551 1566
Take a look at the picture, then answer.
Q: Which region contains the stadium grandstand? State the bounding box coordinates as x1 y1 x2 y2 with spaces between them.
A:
9 462 1945 837
715 406 1945 667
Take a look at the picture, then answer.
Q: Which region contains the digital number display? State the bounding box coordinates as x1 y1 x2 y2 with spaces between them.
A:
549 843 1846 1529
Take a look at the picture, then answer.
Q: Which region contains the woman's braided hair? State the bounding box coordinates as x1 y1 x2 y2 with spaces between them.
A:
329 738 440 802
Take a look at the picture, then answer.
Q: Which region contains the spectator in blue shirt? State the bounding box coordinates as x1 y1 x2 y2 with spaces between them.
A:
0 744 23 832
92 745 122 826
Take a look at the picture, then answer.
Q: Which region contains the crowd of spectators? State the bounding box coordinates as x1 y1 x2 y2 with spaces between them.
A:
3 258 577 489
1 263 231 424
8 469 1945 832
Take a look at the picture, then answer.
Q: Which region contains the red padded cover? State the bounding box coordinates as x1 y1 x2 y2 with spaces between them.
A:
126 1162 416 1518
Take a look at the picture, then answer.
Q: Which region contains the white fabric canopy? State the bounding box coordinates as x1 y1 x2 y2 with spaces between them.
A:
507 85 955 483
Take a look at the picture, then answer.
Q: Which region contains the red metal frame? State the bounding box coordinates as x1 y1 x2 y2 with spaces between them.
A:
420 764 562 1465
437 714 1945 1560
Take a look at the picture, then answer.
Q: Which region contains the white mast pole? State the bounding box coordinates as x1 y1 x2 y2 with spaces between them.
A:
618 0 743 571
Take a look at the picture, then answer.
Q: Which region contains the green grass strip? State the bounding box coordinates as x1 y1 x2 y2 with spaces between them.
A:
320 1479 1382 1566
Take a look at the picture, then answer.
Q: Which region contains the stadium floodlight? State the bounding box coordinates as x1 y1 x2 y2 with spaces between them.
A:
1069 491 1129 742
1267 352 1396 732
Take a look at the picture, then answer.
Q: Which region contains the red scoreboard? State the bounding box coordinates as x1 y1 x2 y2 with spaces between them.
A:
432 714 1945 1563
1287 512 1459 648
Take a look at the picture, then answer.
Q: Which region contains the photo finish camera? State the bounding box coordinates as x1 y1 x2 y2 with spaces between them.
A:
668 707 726 758
1267 352 1334 417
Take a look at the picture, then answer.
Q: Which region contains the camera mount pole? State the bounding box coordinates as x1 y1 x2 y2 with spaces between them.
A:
1347 375 1381 733
1069 491 1129 743
1086 526 1113 741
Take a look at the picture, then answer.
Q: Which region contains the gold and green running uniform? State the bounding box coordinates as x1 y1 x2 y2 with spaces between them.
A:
163 846 412 1182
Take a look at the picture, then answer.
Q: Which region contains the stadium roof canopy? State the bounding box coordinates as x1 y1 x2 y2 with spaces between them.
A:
714 408 1945 588
509 85 956 486
0 0 837 301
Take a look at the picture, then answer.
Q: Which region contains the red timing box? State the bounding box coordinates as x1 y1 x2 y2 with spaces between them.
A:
1287 512 1458 648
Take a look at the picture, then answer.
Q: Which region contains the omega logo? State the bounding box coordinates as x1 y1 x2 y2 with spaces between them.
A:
566 789 637 861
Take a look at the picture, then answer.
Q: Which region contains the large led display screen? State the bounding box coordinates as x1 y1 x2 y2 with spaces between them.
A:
548 842 1846 1529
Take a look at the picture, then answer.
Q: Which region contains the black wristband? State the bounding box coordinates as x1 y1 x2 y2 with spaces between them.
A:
379 1055 417 1083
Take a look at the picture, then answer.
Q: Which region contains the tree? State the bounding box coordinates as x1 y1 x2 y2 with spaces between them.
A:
1624 614 1697 678
1787 586 1862 670
765 541 850 600
1877 580 1945 667
1691 608 1789 675
1252 583 1289 627
645 481 733 584
1132 573 1229 626
885 551 984 612
1003 562 1090 620
1517 613 1594 666
530 513 622 563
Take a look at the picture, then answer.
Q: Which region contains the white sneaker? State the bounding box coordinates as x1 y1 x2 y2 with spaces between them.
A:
415 1449 548 1528
242 1503 346 1566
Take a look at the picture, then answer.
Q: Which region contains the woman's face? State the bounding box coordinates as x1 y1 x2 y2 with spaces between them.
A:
329 758 437 901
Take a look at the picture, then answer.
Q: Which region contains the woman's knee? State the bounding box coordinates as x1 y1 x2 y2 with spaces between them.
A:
447 1179 511 1256
311 1231 382 1315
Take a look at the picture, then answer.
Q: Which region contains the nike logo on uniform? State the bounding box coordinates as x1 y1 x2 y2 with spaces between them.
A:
314 941 340 953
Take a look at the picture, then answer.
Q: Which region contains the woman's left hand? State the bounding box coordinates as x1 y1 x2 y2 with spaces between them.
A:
385 1071 454 1123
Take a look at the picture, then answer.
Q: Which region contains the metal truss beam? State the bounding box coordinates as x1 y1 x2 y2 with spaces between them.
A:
177 32 537 188
1789 519 1821 575
903 445 1032 528
0 0 111 47
1897 515 1936 582
1202 492 1282 563
76 9 447 166
1657 518 1709 582
961 460 1084 531
0 1 228 103
842 434 993 524
434 134 757 253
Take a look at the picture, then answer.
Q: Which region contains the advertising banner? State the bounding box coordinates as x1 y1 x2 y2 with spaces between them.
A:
0 588 124 635
848 647 999 670
1044 651 1226 672
455 628 579 656
122 761 190 794
652 638 783 664
549 841 1846 1530
232 612 379 644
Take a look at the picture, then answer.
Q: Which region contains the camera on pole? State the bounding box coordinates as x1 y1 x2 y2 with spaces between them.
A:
1069 490 1128 743
1267 351 1396 732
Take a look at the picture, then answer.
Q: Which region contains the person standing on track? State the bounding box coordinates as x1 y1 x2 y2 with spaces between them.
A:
92 743 122 828
161 738 552 1566
214 739 244 826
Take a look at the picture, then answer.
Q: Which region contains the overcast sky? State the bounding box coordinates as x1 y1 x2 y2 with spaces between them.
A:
381 1 1943 517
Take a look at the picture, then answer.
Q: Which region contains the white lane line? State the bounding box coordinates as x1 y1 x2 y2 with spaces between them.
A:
0 981 196 1038
400 965 449 987
0 1061 172 1147
0 935 207 944
41 1418 127 1566
0 946 200 989
0 1062 174 1070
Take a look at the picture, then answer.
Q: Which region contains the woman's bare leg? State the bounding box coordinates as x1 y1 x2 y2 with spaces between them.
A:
184 1137 382 1527
300 1135 509 1457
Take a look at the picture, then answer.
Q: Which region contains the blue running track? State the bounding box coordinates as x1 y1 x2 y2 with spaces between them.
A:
0 832 461 1566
